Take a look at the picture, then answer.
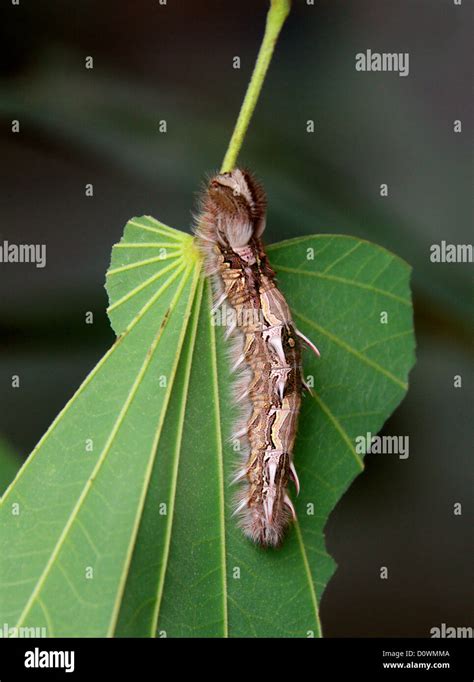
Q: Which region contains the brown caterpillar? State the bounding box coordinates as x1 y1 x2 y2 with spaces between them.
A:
194 169 319 547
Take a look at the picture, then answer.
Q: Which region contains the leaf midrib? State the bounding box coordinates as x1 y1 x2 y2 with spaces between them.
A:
209 284 229 638
150 275 204 636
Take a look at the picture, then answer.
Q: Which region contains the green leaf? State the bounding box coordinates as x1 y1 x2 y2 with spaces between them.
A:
0 218 415 637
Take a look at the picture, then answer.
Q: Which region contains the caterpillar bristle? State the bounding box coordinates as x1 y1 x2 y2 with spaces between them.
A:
224 322 237 340
231 467 248 485
284 494 297 521
235 389 250 404
231 354 245 372
233 495 248 517
232 426 248 440
211 291 227 312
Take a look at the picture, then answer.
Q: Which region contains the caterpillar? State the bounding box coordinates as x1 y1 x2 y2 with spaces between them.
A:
194 169 319 547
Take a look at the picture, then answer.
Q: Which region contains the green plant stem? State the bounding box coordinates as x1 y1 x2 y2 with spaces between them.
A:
220 0 291 173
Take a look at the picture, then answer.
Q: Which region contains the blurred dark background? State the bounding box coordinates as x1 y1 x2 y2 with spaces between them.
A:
0 0 472 637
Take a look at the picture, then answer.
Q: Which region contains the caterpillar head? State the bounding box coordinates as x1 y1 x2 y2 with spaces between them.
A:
208 169 267 256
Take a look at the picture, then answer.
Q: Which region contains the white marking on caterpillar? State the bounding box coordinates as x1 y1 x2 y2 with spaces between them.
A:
194 168 320 547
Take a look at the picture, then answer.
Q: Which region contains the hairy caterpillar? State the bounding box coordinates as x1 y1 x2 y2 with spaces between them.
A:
194 169 319 547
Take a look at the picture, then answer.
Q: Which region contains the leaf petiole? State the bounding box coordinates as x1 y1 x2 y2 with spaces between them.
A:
220 0 291 173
